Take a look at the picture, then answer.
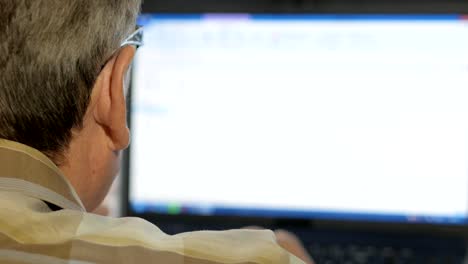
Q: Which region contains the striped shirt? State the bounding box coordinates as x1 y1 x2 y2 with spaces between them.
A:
0 139 304 264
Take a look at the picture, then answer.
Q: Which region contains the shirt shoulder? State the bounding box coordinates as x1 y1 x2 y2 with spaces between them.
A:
0 194 303 264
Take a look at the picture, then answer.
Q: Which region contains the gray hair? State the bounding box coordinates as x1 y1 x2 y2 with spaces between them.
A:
0 1 141 163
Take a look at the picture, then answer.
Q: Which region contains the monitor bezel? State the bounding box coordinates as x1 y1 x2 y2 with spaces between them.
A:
123 0 468 237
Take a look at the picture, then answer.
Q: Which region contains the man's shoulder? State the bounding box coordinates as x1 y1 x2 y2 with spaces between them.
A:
0 196 301 263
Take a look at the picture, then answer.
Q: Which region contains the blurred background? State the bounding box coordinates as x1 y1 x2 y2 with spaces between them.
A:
103 0 468 263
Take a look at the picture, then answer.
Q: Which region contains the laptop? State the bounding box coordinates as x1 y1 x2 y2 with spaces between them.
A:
123 1 468 263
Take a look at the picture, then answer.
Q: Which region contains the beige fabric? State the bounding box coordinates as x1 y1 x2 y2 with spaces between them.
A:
0 139 304 264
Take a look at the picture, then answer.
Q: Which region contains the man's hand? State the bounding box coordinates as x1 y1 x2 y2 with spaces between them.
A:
244 227 314 264
274 229 315 264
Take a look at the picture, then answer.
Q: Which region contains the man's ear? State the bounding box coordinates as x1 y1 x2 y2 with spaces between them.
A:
94 46 136 151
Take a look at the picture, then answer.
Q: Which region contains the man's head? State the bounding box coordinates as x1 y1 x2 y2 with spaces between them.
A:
0 1 141 211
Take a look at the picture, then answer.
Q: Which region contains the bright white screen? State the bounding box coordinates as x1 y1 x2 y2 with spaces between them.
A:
130 15 468 223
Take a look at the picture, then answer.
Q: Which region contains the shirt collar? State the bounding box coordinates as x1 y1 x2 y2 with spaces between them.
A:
0 139 85 212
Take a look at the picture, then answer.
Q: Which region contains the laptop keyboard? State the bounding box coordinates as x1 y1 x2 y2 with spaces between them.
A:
153 222 467 264
307 243 464 264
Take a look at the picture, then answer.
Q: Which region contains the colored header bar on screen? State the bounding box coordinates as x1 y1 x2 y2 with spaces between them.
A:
138 14 464 24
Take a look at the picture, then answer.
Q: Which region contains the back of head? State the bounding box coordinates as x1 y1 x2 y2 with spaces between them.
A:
0 1 141 163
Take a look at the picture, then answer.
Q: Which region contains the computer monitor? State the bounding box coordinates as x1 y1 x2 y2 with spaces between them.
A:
126 14 468 226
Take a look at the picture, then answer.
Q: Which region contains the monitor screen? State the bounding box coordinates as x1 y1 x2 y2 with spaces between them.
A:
129 14 468 225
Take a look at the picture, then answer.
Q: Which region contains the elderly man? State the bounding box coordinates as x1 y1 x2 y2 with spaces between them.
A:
0 1 314 263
